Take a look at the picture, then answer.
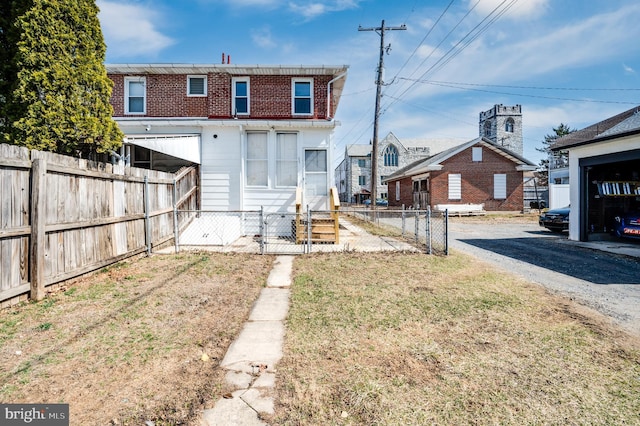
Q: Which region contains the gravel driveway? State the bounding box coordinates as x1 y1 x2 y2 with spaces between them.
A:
448 220 640 337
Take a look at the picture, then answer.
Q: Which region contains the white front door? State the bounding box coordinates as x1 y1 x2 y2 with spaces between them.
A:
304 149 328 209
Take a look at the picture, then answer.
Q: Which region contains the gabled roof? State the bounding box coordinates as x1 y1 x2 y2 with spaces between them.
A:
551 105 640 150
383 137 536 182
345 144 372 157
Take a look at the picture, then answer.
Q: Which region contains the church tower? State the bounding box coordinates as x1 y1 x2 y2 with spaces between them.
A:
479 104 523 156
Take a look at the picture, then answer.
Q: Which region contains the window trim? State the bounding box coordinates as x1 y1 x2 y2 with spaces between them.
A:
383 144 399 167
232 77 250 116
124 76 146 115
292 78 313 116
187 75 207 97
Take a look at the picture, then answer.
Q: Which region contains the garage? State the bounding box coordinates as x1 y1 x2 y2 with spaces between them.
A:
552 106 640 243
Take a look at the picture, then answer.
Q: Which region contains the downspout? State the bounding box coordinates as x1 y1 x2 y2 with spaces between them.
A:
326 72 347 120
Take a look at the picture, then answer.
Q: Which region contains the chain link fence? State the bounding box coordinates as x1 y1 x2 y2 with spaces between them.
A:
172 208 448 255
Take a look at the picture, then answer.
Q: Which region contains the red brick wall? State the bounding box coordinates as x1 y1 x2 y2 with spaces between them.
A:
108 73 331 119
387 176 414 207
388 144 525 211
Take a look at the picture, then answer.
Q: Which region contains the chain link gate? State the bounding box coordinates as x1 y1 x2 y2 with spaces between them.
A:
261 211 306 254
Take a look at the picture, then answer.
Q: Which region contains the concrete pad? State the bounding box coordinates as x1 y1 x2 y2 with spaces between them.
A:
249 288 290 321
225 370 253 389
201 391 267 426
252 371 276 389
241 387 275 414
266 256 293 288
220 321 284 374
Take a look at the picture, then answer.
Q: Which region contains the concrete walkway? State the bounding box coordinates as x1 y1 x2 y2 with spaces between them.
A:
201 256 293 426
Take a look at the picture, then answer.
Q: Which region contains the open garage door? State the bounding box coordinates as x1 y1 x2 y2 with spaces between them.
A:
580 149 640 241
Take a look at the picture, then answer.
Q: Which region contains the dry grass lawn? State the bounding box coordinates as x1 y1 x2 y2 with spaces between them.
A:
270 251 640 425
0 252 273 425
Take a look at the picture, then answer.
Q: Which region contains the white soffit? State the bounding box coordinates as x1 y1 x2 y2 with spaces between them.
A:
126 135 201 164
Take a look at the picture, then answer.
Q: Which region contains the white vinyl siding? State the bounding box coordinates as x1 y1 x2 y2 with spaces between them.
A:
246 132 268 187
187 75 206 96
276 133 297 187
448 173 461 200
125 77 145 114
494 174 507 199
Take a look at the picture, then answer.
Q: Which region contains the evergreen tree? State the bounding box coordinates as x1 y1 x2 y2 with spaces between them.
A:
7 0 122 158
535 123 575 186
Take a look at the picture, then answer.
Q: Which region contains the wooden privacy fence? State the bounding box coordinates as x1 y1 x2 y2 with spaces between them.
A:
0 143 198 307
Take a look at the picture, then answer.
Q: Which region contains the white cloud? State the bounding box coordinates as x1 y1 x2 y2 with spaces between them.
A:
469 0 550 20
623 64 636 74
251 26 277 49
288 0 360 20
97 1 175 59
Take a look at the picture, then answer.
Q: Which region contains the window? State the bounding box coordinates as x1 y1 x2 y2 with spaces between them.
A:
357 159 366 167
233 77 250 115
505 118 515 133
383 145 398 167
483 121 492 138
125 77 145 114
395 181 400 201
359 176 366 185
472 147 483 162
494 174 507 199
246 132 268 186
187 75 206 96
448 174 461 200
292 79 313 115
276 133 297 187
380 176 387 185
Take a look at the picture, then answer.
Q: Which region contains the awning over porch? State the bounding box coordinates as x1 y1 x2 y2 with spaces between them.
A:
125 135 201 164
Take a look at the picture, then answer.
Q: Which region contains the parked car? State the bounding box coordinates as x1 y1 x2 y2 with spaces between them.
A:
539 206 570 233
364 198 388 206
613 212 640 239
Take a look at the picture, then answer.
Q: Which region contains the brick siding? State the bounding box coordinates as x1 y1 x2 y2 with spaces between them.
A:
108 73 331 119
387 144 524 211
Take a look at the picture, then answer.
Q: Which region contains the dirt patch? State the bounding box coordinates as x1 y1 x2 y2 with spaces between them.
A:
0 252 273 425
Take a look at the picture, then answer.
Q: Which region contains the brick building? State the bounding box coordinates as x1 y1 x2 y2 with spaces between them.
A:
107 63 348 212
383 137 536 211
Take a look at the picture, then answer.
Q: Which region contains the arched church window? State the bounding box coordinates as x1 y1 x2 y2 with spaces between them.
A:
383 145 398 167
505 118 515 133
483 121 492 137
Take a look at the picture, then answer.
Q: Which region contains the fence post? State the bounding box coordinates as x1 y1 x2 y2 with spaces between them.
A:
427 207 432 255
30 158 46 301
445 209 449 255
144 175 151 255
259 206 264 255
172 178 179 253
401 207 406 237
414 209 419 243
306 205 311 254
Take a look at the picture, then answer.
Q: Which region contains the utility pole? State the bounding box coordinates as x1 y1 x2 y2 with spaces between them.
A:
359 20 406 207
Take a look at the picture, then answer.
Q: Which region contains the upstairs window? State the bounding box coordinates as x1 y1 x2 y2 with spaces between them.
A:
357 159 367 167
292 79 313 115
125 77 145 114
505 118 515 133
383 145 398 167
233 78 250 115
187 75 206 96
472 147 483 162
